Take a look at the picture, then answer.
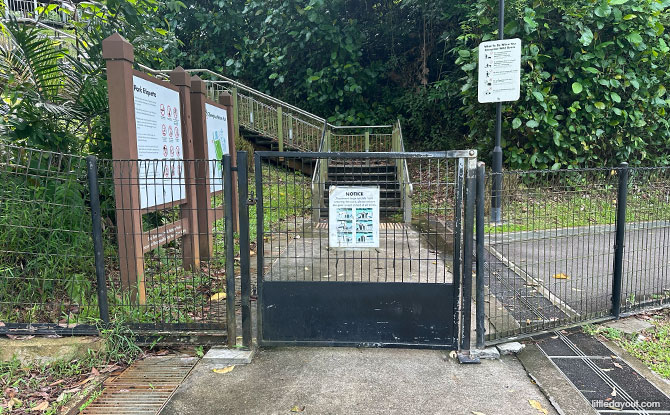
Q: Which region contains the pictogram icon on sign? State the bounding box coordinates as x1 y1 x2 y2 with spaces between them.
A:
160 104 165 117
162 124 167 136
163 145 168 157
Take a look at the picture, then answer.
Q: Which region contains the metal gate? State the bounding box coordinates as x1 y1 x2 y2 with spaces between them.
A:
254 151 477 349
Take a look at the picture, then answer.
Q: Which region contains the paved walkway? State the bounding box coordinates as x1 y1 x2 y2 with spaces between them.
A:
263 224 452 283
160 347 557 415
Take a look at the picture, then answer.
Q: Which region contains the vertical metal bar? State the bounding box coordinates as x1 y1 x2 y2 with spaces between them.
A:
461 157 477 351
255 153 265 345
365 130 370 152
476 162 486 348
612 162 629 318
86 156 109 324
223 155 236 346
452 158 464 346
491 0 505 224
237 151 252 347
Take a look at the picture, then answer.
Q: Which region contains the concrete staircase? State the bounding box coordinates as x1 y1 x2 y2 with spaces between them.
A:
320 160 403 221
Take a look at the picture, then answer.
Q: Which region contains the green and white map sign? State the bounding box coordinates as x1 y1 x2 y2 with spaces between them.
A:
205 103 229 193
328 186 380 249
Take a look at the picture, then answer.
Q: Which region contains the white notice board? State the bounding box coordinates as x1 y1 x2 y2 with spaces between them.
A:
133 75 185 209
478 38 522 103
205 103 229 193
328 186 380 249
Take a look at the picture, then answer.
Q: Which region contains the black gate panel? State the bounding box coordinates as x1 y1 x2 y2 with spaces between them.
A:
261 281 457 348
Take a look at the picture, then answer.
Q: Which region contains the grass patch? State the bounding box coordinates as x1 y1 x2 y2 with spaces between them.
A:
584 309 670 380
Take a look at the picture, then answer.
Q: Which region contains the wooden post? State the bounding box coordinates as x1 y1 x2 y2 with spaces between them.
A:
189 76 213 260
232 87 240 145
102 33 146 304
169 67 200 271
220 92 240 233
365 130 370 152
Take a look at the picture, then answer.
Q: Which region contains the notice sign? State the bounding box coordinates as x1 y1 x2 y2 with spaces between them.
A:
478 38 522 103
205 103 229 194
133 75 185 209
328 186 380 249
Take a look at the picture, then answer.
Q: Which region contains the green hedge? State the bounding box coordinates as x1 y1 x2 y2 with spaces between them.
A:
454 0 670 169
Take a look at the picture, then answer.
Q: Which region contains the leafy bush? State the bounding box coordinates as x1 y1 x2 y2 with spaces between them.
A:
455 0 670 169
0 166 95 322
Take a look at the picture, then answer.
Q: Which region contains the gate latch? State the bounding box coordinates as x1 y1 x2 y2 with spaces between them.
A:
246 192 257 206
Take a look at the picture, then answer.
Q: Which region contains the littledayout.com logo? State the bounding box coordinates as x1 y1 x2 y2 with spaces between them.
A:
592 400 661 410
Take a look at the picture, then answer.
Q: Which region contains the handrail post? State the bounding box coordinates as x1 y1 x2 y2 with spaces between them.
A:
612 162 629 318
277 106 283 152
232 87 240 146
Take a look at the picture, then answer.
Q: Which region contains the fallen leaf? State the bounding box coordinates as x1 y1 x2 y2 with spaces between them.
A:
529 399 548 414
210 292 227 301
77 376 94 386
472 412 487 415
213 365 235 374
91 367 100 376
30 400 49 411
449 351 458 359
552 273 570 280
63 387 81 394
613 362 623 369
290 405 305 412
7 397 22 410
48 379 65 387
611 387 617 397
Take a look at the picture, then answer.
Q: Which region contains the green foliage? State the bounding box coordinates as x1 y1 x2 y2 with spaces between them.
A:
0 1 179 156
0 162 96 323
455 0 670 169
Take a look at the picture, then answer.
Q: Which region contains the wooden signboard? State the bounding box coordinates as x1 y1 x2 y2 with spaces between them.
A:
190 77 238 259
102 33 200 304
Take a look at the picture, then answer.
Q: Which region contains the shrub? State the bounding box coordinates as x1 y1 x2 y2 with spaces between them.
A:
454 0 670 169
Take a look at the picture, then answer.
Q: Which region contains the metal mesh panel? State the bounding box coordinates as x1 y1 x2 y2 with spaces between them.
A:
0 143 96 326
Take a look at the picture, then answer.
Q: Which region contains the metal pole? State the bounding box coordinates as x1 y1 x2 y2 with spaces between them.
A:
611 162 629 318
223 155 236 346
490 0 505 224
86 156 109 324
254 153 265 346
461 158 477 351
476 162 486 348
237 151 252 347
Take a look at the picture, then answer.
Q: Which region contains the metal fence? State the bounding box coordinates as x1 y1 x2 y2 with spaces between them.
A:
481 165 670 344
3 141 670 349
0 144 97 331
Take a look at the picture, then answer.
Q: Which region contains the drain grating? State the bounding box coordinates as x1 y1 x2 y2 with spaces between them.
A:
81 355 197 415
537 330 670 414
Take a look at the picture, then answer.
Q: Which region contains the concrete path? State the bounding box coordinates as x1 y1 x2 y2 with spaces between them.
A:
160 347 558 415
264 224 452 283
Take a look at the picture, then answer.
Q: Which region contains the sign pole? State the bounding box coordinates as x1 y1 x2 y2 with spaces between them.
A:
491 0 505 224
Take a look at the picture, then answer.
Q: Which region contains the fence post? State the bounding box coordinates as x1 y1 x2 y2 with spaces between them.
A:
237 151 252 348
254 153 265 346
475 162 486 349
365 130 370 152
460 156 477 352
223 155 236 346
232 87 240 144
87 156 110 324
612 162 629 319
277 106 284 152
